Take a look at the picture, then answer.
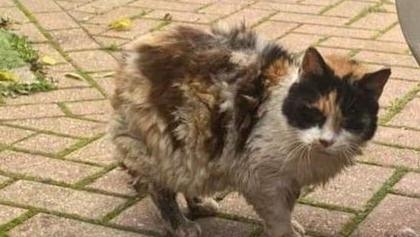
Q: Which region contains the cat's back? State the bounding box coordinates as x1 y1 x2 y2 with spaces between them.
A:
112 24 293 160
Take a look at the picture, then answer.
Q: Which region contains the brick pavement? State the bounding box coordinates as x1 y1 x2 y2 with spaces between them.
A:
0 0 419 236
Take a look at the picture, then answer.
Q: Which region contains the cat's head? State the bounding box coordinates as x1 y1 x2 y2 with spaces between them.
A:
282 47 391 154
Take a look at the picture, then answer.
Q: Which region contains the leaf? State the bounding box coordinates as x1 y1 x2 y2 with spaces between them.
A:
64 72 84 81
41 55 57 65
0 70 19 82
108 18 133 31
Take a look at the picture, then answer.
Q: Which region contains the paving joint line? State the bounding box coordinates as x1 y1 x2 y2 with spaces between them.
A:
0 200 159 236
339 168 407 236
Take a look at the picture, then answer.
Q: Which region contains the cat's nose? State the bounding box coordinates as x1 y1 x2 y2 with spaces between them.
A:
319 139 335 148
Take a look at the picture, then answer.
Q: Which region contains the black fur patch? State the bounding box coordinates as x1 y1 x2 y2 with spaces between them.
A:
282 67 381 141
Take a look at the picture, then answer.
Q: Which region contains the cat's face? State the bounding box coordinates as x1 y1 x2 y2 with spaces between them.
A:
282 47 391 154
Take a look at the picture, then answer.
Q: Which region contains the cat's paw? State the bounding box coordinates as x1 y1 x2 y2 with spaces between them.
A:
291 219 305 237
187 197 219 218
173 221 202 237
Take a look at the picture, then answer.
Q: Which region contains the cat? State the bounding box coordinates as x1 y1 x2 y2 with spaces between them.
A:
109 24 391 237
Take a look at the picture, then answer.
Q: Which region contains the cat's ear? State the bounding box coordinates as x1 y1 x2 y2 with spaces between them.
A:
357 68 391 100
300 47 327 79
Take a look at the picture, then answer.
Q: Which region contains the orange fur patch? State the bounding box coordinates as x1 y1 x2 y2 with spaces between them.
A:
312 90 342 130
263 58 290 87
324 54 366 80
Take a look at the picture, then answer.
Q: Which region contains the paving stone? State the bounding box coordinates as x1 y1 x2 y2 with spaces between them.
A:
199 2 246 15
82 113 111 123
11 23 48 43
252 2 322 14
352 12 397 30
92 77 115 96
111 197 166 234
305 164 393 209
130 0 203 12
254 21 297 40
352 195 420 237
379 79 417 107
271 12 347 26
56 0 87 10
67 136 115 165
65 100 112 116
14 133 78 154
382 3 396 13
69 50 118 72
0 175 10 185
33 43 67 64
68 10 96 23
0 204 26 225
383 66 420 81
0 126 33 145
81 23 109 35
293 204 353 236
6 88 104 105
0 150 101 184
0 7 29 23
317 47 351 56
0 0 14 7
75 0 134 14
8 117 105 138
45 70 91 89
218 192 259 219
295 24 375 39
354 51 418 68
358 144 420 170
145 10 220 24
19 0 62 13
87 168 136 196
278 33 322 52
389 98 420 128
197 217 256 237
33 12 78 30
101 19 163 39
46 62 75 72
320 37 408 54
219 8 274 26
0 180 126 219
374 126 420 149
87 7 146 25
9 213 148 237
0 104 63 120
301 0 340 6
324 1 372 18
51 28 100 51
378 24 406 43
393 173 420 196
93 36 128 48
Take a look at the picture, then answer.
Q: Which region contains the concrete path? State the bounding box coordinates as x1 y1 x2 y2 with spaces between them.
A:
0 0 419 236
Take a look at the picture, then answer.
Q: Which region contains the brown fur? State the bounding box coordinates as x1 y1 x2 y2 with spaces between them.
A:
324 54 366 80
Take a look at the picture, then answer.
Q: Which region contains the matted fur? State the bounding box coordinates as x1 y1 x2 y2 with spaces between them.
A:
110 24 391 237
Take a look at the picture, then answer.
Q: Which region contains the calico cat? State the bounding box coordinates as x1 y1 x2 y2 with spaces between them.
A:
110 24 391 237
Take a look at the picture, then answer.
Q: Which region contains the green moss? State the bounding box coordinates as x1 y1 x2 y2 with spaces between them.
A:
0 29 55 102
102 43 120 52
0 210 37 232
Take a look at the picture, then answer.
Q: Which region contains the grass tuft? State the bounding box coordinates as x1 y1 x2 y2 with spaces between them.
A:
0 29 55 102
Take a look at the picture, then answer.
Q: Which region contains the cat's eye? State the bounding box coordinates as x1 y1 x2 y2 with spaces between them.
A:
300 105 325 126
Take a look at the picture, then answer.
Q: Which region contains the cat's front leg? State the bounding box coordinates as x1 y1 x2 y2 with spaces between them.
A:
244 186 304 237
